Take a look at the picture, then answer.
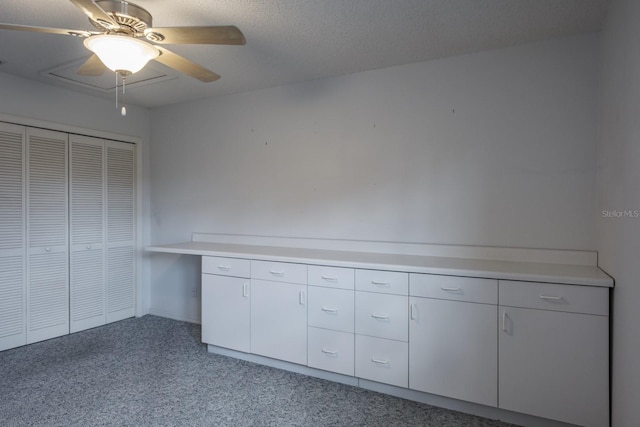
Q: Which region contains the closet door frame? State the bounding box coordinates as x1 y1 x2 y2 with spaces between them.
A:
0 113 144 321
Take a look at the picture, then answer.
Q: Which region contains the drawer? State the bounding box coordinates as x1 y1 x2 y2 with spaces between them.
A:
410 274 497 304
308 287 354 333
355 292 408 341
355 335 408 388
308 265 355 290
251 260 307 284
499 281 609 316
356 269 408 295
308 327 354 376
202 256 250 278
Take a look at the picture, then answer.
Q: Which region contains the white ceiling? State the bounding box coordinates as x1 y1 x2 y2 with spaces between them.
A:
0 0 609 108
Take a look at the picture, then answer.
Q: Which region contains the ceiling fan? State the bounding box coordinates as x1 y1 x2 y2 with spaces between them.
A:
0 0 245 113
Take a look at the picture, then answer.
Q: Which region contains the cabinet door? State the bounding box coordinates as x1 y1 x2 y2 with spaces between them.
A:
409 297 497 407
0 123 26 351
202 274 250 352
499 307 609 427
70 135 105 333
105 141 136 323
26 128 69 344
251 279 307 365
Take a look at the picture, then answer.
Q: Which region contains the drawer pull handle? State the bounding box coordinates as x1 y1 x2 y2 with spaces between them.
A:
217 265 231 271
371 280 390 286
441 287 462 293
299 289 306 305
371 313 390 320
371 357 390 365
539 295 564 302
321 348 338 356
242 282 249 298
270 270 285 277
86 244 92 250
45 247 51 253
321 307 338 313
321 275 338 281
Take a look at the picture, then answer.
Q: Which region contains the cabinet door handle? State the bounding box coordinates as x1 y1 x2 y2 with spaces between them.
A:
45 247 51 253
270 270 285 277
410 303 417 320
371 313 389 320
371 280 390 286
321 348 338 355
441 287 462 293
371 357 389 365
321 275 338 282
218 265 231 271
321 307 338 313
502 311 508 332
86 244 92 250
299 289 306 305
242 282 249 298
539 294 564 301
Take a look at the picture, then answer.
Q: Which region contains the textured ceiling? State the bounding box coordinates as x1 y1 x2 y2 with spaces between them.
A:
0 0 609 108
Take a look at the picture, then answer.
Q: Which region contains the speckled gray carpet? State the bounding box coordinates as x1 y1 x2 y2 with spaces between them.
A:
0 315 519 427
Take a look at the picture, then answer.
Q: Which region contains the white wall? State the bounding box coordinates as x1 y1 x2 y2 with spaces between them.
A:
149 34 600 322
0 71 153 315
598 0 640 425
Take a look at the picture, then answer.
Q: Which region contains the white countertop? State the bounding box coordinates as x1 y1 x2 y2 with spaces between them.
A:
146 241 614 288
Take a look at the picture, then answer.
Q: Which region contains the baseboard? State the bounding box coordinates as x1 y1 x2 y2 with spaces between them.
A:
148 308 200 324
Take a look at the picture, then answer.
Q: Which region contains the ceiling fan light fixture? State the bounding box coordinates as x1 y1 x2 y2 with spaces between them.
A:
84 34 159 74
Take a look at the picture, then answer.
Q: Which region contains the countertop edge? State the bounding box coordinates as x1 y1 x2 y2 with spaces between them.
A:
145 243 614 288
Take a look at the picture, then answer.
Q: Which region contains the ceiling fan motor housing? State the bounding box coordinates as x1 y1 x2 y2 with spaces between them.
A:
90 0 153 35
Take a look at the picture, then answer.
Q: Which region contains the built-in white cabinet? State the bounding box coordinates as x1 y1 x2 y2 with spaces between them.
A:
250 261 307 365
498 281 609 427
0 122 136 352
409 274 498 407
202 259 250 352
196 251 610 427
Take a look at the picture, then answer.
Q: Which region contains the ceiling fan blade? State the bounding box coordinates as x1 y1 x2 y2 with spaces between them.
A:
69 0 120 29
154 46 220 82
145 26 246 45
0 23 91 37
77 54 107 76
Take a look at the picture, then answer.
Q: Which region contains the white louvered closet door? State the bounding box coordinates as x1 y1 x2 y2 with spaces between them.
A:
106 141 136 323
26 128 69 344
0 123 26 351
69 135 105 333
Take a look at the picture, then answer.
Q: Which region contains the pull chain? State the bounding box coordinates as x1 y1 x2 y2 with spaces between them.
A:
115 71 127 117
121 74 127 116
